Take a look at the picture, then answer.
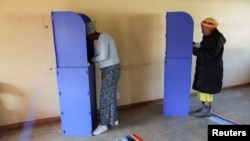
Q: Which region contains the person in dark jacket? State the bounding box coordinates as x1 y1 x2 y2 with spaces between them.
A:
192 17 226 117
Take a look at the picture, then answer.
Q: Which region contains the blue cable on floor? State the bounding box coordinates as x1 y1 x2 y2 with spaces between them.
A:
207 113 239 125
208 115 235 125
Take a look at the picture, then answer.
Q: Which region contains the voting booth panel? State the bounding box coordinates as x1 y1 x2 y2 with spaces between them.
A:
164 12 194 117
51 11 96 136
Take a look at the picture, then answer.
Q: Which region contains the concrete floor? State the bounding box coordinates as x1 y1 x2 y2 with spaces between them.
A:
0 85 249 141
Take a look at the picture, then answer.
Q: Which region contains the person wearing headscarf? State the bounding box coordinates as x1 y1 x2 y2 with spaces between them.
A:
192 17 226 117
86 21 121 135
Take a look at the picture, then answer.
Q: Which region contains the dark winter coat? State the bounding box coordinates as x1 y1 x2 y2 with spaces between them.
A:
192 29 226 94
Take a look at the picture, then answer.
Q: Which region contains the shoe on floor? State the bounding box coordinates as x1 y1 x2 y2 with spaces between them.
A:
93 125 108 135
194 105 211 117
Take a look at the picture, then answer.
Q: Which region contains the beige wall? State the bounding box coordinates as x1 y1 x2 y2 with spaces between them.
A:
0 0 250 125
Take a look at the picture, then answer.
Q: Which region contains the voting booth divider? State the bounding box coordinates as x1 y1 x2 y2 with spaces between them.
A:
51 11 97 136
163 12 194 117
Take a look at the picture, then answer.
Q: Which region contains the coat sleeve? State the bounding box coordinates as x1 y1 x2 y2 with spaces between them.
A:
193 36 223 60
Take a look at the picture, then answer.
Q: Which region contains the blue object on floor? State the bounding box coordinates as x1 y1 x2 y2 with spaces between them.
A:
208 113 239 125
208 115 235 125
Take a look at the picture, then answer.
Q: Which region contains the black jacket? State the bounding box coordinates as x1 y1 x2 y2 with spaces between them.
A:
192 29 226 94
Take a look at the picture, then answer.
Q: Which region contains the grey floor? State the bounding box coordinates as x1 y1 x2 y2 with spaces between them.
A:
1 85 249 141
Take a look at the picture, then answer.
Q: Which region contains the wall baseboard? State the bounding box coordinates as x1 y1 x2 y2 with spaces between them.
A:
222 82 250 90
0 82 249 131
0 117 61 131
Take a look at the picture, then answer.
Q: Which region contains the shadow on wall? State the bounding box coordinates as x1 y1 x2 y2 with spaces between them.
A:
77 12 165 105
123 13 164 102
0 82 28 126
92 13 164 103
82 12 164 65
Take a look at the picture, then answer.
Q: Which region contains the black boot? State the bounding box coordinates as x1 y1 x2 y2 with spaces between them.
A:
194 104 211 117
194 102 205 113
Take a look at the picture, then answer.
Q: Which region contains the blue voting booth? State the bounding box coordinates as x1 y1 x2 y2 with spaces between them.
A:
51 11 97 136
163 12 194 117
